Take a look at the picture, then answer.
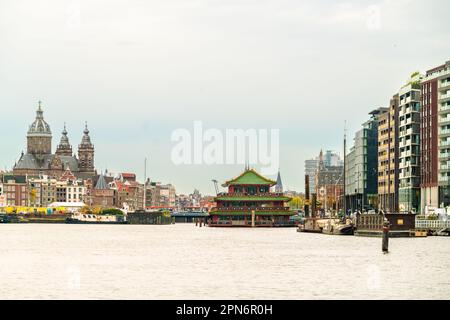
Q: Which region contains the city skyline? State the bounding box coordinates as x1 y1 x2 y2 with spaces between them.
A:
1 0 450 194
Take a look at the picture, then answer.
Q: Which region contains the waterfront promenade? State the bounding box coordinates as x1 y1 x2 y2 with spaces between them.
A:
0 224 449 299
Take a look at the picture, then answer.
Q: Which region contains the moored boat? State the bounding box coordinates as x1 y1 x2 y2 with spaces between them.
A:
66 212 127 224
322 218 354 235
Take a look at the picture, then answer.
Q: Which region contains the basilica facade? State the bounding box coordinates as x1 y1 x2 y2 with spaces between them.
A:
13 102 96 179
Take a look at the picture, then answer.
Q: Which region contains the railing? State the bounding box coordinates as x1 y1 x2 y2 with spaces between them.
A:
209 220 295 226
441 105 450 112
216 192 286 197
211 220 232 225
211 206 290 212
439 117 450 124
416 219 450 230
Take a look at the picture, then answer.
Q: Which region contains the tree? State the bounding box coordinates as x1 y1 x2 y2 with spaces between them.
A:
289 196 305 210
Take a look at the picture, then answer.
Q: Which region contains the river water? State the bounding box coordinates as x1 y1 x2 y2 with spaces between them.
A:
0 224 449 299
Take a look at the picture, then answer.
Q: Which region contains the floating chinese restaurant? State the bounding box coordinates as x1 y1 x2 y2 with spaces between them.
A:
209 169 295 227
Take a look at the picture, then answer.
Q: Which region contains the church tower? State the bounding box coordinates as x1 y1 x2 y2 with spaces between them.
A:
55 123 73 156
78 122 95 173
274 170 283 193
27 101 52 160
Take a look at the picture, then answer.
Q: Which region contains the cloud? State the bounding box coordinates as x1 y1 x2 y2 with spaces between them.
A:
1 0 449 193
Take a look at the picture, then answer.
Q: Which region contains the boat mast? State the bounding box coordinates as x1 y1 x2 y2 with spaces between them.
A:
343 120 347 217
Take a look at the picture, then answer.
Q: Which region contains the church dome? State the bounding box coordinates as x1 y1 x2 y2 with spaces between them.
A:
80 122 93 146
59 123 70 146
27 101 51 136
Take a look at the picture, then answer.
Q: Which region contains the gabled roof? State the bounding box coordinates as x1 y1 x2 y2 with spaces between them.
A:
222 169 276 187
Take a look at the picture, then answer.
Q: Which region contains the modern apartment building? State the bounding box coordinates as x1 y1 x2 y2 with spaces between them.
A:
345 108 385 212
378 94 400 212
398 73 422 212
421 60 450 212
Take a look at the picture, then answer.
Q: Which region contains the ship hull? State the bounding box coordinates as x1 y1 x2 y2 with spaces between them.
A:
65 218 128 224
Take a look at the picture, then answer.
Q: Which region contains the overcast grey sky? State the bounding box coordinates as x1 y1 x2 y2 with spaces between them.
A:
1 0 449 194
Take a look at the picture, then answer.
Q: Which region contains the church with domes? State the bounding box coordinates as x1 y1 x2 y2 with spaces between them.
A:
13 102 96 179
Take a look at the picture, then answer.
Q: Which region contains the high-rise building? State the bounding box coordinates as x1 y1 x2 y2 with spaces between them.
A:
420 60 450 212
345 108 385 212
324 150 344 167
378 94 400 212
304 157 318 195
398 73 422 212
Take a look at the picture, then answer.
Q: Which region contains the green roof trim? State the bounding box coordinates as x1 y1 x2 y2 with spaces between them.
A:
210 211 296 216
222 169 276 187
214 196 291 202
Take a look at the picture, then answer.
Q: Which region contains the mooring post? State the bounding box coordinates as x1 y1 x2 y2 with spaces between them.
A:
382 219 390 253
251 210 255 228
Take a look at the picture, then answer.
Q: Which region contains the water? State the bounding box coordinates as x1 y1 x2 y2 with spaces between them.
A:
0 224 449 299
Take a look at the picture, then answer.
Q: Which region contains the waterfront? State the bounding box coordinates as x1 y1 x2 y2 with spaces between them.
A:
0 224 449 300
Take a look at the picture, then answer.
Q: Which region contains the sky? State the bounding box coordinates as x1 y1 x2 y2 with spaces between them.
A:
0 0 449 195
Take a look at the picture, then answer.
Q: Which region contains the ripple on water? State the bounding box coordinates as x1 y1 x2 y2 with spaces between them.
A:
0 224 449 299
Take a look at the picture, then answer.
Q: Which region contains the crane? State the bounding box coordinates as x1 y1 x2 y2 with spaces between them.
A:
212 179 219 195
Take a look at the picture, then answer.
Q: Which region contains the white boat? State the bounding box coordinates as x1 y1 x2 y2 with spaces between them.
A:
66 212 127 224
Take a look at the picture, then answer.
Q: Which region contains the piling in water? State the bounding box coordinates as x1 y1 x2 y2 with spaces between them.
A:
382 219 390 253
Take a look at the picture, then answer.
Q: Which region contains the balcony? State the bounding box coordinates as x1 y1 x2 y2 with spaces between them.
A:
439 117 450 126
400 150 413 158
439 153 450 160
440 140 450 147
440 104 450 113
440 81 450 91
